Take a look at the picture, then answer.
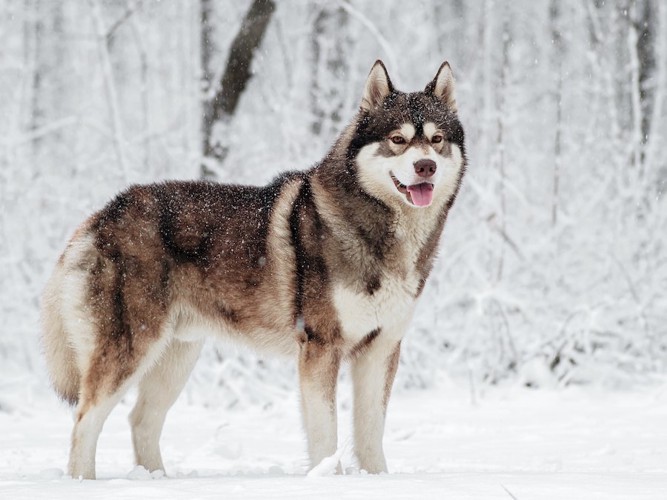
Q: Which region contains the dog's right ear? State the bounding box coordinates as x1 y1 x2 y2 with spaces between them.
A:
361 60 394 112
425 61 457 112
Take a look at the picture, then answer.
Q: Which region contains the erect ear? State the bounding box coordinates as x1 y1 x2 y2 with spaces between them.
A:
360 60 394 112
425 61 457 112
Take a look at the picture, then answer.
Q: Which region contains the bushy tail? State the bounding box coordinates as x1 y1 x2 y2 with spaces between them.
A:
41 263 80 406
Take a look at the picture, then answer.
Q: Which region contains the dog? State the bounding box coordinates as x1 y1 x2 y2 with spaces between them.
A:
41 60 466 479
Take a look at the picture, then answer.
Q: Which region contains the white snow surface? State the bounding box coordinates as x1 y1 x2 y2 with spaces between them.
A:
2 381 666 500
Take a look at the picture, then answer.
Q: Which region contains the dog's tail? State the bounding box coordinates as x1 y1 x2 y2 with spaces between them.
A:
41 259 80 406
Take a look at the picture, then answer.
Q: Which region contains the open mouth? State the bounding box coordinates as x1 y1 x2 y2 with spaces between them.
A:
390 173 434 207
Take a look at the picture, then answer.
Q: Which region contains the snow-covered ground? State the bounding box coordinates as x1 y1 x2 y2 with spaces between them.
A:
2 380 666 499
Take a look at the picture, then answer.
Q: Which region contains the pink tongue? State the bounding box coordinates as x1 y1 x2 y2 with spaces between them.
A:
406 183 434 207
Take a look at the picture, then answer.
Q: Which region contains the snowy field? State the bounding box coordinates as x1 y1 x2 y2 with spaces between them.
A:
2 380 666 500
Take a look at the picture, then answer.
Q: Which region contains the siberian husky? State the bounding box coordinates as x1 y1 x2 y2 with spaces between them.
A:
42 60 466 479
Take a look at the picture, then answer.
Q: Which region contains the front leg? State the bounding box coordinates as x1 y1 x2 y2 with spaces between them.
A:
351 337 401 473
299 334 341 469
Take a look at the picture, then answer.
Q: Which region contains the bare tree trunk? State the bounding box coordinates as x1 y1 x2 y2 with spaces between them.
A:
309 5 350 138
90 0 130 181
627 5 643 176
636 0 656 159
27 0 43 138
27 0 64 156
200 0 215 156
200 0 276 179
550 0 564 227
434 0 465 57
624 0 657 181
644 0 666 182
495 15 511 283
128 2 150 172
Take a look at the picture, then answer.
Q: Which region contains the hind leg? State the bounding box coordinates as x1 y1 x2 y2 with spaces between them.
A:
68 334 171 480
129 339 203 473
68 384 130 480
67 325 172 480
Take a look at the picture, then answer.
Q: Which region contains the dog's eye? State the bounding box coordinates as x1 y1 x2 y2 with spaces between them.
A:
431 134 444 144
390 135 406 145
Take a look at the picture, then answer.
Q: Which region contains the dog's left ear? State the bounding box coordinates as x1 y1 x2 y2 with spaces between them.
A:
361 60 394 111
425 61 457 113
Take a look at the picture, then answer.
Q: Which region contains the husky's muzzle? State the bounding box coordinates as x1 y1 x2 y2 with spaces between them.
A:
390 158 437 207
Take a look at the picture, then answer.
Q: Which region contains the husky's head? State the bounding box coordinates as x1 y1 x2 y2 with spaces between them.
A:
351 61 465 209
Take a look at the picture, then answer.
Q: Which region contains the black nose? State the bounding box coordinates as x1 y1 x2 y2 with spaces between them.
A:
414 159 437 178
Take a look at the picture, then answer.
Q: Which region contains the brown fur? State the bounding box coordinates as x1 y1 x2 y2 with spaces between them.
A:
41 60 466 478
349 328 381 359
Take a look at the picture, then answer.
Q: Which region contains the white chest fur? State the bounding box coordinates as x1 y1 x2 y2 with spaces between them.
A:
325 187 446 345
332 274 418 343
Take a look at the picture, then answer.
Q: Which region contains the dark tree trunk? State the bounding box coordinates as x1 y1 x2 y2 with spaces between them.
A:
636 0 656 154
201 0 276 179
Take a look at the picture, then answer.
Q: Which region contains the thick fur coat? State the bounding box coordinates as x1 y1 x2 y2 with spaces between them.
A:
42 60 466 479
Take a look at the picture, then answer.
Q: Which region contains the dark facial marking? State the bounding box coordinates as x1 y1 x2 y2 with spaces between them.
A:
348 87 464 166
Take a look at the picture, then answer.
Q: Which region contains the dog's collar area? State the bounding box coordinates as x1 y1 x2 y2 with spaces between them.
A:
390 173 434 207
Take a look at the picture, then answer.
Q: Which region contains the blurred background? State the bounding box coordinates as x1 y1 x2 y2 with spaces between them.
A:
1 0 666 410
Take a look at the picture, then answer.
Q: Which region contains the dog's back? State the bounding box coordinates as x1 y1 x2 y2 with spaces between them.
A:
43 177 305 395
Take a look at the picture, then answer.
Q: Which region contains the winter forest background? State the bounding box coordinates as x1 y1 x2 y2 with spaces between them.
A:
1 0 666 410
